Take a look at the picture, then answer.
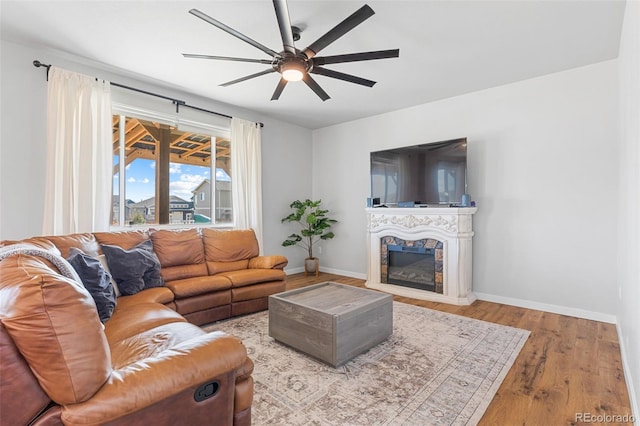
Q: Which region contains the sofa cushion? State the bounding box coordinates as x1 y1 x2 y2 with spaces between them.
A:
94 230 149 250
37 233 100 258
161 263 209 282
0 254 111 405
0 237 62 256
116 287 175 310
101 240 164 296
165 275 232 299
66 248 117 323
150 228 205 268
109 322 206 370
202 229 259 262
207 259 249 275
219 268 286 287
105 302 186 345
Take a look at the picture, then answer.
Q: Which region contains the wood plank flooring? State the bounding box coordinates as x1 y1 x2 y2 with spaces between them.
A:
284 273 633 425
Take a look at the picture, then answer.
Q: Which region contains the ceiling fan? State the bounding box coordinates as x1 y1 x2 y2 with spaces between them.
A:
182 1 400 101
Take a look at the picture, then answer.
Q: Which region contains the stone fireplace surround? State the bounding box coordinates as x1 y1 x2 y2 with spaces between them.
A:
366 207 478 305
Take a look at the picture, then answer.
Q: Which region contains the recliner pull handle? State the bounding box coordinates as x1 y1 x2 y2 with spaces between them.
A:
194 380 219 402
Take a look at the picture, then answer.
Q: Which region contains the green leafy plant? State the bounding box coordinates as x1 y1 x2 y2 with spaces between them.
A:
281 199 337 259
130 211 146 225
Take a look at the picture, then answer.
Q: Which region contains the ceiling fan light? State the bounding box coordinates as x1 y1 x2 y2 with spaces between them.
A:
282 69 303 81
281 62 305 82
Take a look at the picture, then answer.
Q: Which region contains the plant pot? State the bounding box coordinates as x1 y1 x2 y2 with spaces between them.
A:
304 257 319 277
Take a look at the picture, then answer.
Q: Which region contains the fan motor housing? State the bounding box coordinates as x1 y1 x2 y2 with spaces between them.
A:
274 54 310 75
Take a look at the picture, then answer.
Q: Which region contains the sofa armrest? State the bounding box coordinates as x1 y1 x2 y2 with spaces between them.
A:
60 331 248 425
248 255 288 270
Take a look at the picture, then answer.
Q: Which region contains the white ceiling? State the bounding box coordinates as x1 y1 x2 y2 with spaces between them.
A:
0 0 626 129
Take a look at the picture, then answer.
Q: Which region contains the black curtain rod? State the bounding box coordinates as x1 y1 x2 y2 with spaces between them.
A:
33 60 263 128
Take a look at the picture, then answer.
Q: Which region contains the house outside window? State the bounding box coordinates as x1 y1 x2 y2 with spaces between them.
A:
111 112 232 227
191 171 231 223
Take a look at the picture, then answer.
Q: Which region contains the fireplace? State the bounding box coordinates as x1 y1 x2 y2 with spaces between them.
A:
366 206 477 305
381 237 444 293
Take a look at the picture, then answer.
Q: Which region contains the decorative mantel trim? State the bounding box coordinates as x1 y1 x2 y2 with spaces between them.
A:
369 213 458 233
365 207 478 305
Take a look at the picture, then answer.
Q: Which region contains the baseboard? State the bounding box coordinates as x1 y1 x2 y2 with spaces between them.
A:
475 292 617 324
284 266 367 280
318 267 367 280
616 322 639 422
284 266 304 275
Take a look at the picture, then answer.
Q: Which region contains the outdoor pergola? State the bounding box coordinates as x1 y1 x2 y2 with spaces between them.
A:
112 116 230 223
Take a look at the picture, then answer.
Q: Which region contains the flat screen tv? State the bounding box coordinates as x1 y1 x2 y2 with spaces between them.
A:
370 138 467 206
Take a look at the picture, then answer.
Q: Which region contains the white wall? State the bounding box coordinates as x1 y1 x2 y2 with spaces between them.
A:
312 60 619 321
0 40 313 263
0 41 48 237
260 116 313 270
616 0 639 417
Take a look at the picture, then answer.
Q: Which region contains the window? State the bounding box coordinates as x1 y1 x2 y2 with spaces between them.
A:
111 114 232 227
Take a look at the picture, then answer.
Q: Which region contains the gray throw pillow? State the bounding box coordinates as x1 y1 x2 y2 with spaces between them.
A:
66 248 117 323
101 240 164 296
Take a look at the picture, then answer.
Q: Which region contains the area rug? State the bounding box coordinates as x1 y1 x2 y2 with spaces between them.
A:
204 302 529 425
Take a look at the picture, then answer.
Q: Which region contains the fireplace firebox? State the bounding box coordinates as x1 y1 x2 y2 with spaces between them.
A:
387 245 436 291
380 236 444 294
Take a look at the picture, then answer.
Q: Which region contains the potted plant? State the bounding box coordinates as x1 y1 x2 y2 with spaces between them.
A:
281 199 337 277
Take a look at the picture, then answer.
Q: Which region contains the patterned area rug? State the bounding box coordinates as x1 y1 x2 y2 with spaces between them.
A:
204 301 529 425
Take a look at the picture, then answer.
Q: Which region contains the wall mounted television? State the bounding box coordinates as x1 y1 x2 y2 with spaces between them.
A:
370 138 467 206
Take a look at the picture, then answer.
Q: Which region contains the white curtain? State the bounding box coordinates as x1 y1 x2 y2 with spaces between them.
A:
230 117 263 253
43 67 112 235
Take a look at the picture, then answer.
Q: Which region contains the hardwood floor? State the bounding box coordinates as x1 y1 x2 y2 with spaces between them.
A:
284 273 633 425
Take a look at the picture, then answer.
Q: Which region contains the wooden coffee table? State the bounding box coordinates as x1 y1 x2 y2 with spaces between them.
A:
268 282 393 367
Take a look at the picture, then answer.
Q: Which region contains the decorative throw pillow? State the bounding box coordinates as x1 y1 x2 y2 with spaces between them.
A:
66 247 117 323
101 239 164 296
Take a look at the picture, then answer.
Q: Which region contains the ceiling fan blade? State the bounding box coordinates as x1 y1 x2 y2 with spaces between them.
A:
189 9 280 58
310 67 376 87
183 54 274 64
302 74 330 101
313 49 400 65
220 68 276 87
271 78 288 100
273 0 296 55
302 5 375 59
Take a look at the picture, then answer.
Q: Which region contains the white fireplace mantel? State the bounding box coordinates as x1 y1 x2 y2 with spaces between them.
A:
365 207 478 305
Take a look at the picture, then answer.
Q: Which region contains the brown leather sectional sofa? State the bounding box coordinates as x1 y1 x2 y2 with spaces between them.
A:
0 228 288 425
